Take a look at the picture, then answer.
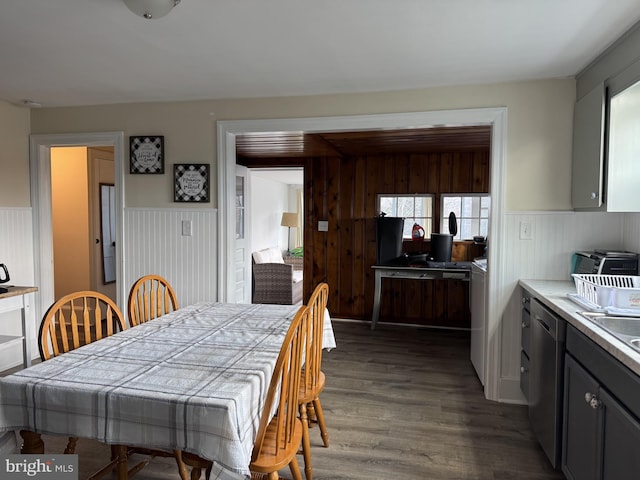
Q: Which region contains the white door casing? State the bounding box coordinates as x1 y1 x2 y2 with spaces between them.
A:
30 132 125 329
235 165 251 303
217 109 507 402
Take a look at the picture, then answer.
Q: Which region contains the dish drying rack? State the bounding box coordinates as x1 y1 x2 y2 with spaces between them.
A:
570 274 640 315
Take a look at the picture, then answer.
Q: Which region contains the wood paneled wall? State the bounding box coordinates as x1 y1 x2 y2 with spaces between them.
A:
302 149 490 326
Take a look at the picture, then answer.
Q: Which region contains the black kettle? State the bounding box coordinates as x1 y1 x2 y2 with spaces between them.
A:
0 264 9 294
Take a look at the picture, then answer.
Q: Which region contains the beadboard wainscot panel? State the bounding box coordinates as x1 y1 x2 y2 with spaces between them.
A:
498 211 624 403
0 207 36 370
622 213 640 253
123 208 217 319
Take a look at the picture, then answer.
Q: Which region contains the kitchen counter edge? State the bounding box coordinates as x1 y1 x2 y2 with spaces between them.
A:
519 279 640 377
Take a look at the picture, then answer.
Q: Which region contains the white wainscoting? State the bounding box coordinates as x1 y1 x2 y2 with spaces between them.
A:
0 207 35 371
123 208 217 315
623 212 640 253
498 211 624 403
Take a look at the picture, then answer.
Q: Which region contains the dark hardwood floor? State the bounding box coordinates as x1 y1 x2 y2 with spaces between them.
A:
21 320 564 479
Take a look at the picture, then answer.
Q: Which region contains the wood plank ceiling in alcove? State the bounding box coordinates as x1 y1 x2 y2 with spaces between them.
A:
235 125 492 159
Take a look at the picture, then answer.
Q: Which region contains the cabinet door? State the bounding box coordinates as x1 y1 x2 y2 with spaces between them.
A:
606 78 640 211
572 82 605 209
600 387 640 480
562 355 600 480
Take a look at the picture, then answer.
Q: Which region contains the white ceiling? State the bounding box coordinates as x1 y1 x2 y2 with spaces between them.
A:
2 0 640 108
251 168 303 185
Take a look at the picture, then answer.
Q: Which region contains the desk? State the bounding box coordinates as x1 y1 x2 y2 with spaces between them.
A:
0 302 336 480
0 286 38 368
371 264 471 330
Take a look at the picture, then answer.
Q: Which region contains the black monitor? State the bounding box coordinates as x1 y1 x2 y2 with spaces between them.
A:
375 216 404 265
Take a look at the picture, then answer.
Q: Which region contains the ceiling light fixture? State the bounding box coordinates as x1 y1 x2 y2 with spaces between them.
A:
123 0 181 20
21 99 42 108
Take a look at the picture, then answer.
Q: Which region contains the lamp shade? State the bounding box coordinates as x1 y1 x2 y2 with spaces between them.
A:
281 212 299 228
123 0 181 19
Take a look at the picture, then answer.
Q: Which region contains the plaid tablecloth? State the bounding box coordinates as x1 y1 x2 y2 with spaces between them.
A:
0 302 336 479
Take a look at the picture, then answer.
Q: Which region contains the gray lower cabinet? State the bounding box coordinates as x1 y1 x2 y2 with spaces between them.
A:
563 325 640 480
520 288 531 400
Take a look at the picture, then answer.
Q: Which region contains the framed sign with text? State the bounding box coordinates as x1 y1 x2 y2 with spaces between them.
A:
130 136 164 174
174 164 210 203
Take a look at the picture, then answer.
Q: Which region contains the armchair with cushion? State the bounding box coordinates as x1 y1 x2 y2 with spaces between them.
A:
252 247 303 305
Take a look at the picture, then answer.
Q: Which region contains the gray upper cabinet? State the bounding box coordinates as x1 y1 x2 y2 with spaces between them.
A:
572 21 640 212
607 75 640 211
571 83 605 210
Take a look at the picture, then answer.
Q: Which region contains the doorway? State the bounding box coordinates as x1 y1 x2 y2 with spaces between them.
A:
50 147 116 302
217 108 507 401
30 132 125 323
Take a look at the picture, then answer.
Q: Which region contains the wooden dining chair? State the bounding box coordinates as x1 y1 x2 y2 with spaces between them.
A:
178 304 311 480
128 274 178 327
37 291 126 456
39 290 126 361
298 282 330 480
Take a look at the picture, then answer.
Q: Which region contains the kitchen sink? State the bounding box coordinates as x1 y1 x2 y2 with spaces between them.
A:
580 312 640 353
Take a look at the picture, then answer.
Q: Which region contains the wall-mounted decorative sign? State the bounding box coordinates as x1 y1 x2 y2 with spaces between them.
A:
130 135 164 174
174 164 210 202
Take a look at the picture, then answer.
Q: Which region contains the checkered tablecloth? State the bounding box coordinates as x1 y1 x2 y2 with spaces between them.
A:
0 303 336 479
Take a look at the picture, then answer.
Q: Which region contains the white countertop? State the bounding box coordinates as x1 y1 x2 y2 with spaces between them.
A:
519 279 640 377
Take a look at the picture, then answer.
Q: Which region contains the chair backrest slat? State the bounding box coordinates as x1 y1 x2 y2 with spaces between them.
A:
38 291 126 361
128 275 178 327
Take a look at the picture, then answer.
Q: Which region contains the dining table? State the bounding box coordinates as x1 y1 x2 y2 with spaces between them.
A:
0 302 336 480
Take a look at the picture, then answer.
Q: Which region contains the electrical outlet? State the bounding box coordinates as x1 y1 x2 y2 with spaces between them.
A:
318 220 329 232
182 220 192 236
519 221 532 240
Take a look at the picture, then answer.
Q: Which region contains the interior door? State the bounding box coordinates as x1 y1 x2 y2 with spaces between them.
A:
89 147 116 302
235 165 251 303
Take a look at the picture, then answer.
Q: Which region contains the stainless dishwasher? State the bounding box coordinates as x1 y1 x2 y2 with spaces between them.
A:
528 298 566 469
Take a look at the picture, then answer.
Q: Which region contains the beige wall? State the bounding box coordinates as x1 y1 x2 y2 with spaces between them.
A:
28 78 576 211
0 101 30 206
51 147 90 298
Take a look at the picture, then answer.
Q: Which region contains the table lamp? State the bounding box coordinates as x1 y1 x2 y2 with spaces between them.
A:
281 212 299 255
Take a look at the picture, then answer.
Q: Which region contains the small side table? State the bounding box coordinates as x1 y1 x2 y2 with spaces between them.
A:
0 286 38 368
284 256 303 270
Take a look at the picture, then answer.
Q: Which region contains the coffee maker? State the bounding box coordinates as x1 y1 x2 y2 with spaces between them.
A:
375 215 404 265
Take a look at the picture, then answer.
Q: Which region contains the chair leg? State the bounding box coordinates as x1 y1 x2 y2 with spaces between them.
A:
299 402 313 480
312 397 329 448
173 450 190 480
64 436 78 454
289 455 302 480
306 402 317 427
19 431 44 453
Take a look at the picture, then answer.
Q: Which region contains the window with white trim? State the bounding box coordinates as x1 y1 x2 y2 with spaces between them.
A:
378 194 434 239
441 194 490 240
